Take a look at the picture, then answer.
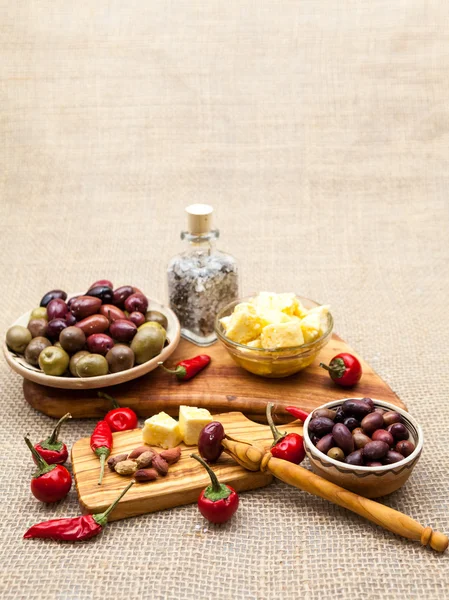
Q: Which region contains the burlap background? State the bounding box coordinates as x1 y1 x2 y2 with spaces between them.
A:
1 1 448 598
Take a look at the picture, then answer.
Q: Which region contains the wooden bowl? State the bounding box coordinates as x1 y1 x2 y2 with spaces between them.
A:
303 398 423 498
3 295 180 390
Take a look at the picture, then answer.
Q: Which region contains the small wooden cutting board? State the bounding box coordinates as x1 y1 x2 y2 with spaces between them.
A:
71 411 303 521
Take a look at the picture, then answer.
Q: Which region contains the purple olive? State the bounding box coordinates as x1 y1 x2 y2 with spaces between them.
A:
65 312 77 326
363 440 389 461
67 296 80 310
383 450 405 464
198 421 225 462
308 417 335 437
86 285 114 304
310 434 320 446
47 299 68 321
40 290 67 307
45 318 68 340
86 333 115 355
361 397 375 410
71 296 102 319
109 319 138 343
383 411 402 427
372 429 394 447
332 423 354 455
360 412 384 436
316 434 335 455
112 286 134 308
333 407 346 423
345 449 364 466
387 422 409 441
128 311 146 327
365 461 383 467
89 279 113 290
124 292 149 314
342 399 373 419
395 440 415 457
343 417 359 431
312 408 336 421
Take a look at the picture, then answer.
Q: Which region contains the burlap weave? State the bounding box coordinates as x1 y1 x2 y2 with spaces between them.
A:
1 1 448 598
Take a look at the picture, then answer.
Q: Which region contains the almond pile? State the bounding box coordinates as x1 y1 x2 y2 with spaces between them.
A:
107 446 181 482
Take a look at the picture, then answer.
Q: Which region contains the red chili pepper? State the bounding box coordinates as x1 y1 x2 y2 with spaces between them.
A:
90 420 113 485
98 392 138 432
266 403 305 465
191 454 239 523
320 352 362 388
25 437 72 503
33 413 72 465
24 480 135 541
285 406 310 423
158 355 211 381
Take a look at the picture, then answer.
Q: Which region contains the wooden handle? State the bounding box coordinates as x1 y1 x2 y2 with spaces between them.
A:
222 438 448 552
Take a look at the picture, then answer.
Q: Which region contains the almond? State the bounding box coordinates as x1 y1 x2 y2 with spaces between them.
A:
115 460 138 476
134 468 158 482
107 453 129 471
136 451 154 469
159 446 181 465
128 445 153 459
152 454 169 476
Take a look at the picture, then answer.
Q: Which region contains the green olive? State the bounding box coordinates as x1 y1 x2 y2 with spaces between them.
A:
24 337 52 366
69 350 90 377
130 327 165 364
6 325 32 354
145 310 168 330
76 354 108 377
138 321 166 335
38 346 70 376
30 307 48 321
59 326 86 354
106 344 135 373
327 447 345 461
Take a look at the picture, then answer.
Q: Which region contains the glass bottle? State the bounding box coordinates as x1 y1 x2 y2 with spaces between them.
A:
167 204 239 346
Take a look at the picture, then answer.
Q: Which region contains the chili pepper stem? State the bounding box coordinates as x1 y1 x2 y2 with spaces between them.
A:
93 480 135 526
191 453 231 501
47 413 72 445
98 391 119 409
157 362 187 378
319 363 331 372
98 455 106 485
25 436 54 475
266 403 287 444
320 359 346 378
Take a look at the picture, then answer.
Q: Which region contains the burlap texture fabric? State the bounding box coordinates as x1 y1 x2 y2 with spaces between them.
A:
1 1 448 598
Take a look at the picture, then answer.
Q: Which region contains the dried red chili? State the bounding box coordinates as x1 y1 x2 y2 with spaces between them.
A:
34 413 72 465
266 403 305 465
24 480 135 541
285 406 310 423
158 355 211 381
90 420 113 485
98 392 138 432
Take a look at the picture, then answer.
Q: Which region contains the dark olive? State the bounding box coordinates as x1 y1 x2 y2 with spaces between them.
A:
312 408 336 421
46 299 68 321
383 411 402 427
89 279 113 289
109 319 137 343
99 304 126 322
76 314 109 336
86 333 115 355
86 285 114 304
327 447 345 461
341 399 373 419
352 431 372 449
24 336 52 366
343 417 359 431
361 412 384 436
40 290 67 307
65 312 77 326
332 423 354 455
67 296 80 310
310 434 320 446
308 417 335 437
70 296 102 319
387 422 409 441
372 429 394 446
383 450 405 464
344 449 364 466
45 318 68 340
365 461 383 467
395 440 415 457
145 310 168 330
363 440 389 461
316 434 335 455
59 326 86 353
361 397 374 410
106 345 135 373
374 408 385 415
198 421 225 463
124 292 148 314
112 286 134 308
128 312 146 327
27 318 48 338
333 407 346 423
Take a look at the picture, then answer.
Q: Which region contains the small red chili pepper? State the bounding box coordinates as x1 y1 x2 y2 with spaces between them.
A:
320 352 362 388
24 480 135 541
158 355 211 381
90 420 113 485
98 392 138 432
285 406 310 423
33 413 72 465
266 403 305 465
25 437 72 503
191 453 239 523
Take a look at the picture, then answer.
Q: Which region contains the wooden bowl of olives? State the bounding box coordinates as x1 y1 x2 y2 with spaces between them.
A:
3 282 180 390
303 398 423 498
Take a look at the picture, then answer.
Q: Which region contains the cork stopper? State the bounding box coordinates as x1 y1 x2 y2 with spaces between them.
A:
186 204 213 235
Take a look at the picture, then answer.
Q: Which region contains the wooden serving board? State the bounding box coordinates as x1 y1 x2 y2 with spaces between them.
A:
24 334 406 423
72 411 303 521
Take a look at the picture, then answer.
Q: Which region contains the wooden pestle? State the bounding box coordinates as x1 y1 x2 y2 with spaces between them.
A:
222 437 448 553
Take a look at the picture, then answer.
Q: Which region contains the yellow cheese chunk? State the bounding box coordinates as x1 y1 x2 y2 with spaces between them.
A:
260 321 305 349
246 337 263 348
300 305 330 343
257 309 293 327
225 308 264 344
179 405 213 445
142 412 182 449
219 315 231 331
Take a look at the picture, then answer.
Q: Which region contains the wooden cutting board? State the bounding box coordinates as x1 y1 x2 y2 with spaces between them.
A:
24 334 406 423
72 411 303 521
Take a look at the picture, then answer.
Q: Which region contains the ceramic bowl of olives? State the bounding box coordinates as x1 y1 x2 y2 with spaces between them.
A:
303 398 423 498
3 281 180 389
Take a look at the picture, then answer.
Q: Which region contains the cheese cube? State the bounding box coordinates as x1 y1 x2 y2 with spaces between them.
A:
257 309 294 327
247 337 263 348
179 406 213 445
142 412 182 449
300 305 330 343
225 307 263 344
219 315 231 331
260 321 305 349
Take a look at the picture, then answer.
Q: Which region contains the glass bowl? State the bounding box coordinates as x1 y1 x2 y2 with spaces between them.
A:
214 295 333 378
